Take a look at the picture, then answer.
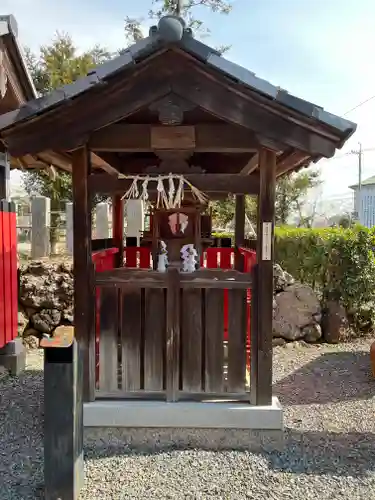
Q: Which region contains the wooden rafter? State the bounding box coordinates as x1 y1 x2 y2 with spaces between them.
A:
90 151 119 176
276 151 311 177
239 153 259 175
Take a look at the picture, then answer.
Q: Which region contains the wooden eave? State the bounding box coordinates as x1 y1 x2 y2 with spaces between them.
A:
0 35 356 177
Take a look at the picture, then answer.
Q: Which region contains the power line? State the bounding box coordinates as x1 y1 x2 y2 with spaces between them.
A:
344 94 375 116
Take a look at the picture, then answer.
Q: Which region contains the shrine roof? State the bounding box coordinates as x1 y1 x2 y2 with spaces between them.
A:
0 15 356 146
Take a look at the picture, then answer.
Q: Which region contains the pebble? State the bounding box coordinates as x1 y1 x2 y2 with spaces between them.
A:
0 341 374 499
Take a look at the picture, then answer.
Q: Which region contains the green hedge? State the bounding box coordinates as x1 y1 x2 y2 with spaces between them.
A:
214 226 375 332
274 225 375 332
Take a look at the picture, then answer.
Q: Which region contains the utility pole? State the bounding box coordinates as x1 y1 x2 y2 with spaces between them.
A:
358 141 363 192
350 142 363 221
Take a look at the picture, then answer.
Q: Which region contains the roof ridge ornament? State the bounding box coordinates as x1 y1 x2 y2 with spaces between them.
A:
149 3 192 42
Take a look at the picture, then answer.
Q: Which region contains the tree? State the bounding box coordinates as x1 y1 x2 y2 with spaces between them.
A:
210 168 321 230
23 34 112 252
275 169 321 226
210 195 256 229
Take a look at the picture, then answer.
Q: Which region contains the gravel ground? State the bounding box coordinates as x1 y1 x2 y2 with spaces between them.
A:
0 339 374 499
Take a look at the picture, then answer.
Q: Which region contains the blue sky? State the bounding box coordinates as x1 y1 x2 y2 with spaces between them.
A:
4 0 375 199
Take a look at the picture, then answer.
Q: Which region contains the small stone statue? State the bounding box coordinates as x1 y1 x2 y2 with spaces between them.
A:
181 244 198 273
157 240 168 272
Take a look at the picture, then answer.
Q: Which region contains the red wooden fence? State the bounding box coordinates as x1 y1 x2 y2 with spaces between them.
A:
0 201 18 349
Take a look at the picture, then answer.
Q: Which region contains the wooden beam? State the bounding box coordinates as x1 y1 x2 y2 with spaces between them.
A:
88 173 260 196
170 68 336 158
234 195 245 271
72 146 95 402
276 151 311 177
90 152 119 176
166 268 180 402
251 148 276 406
240 153 259 175
89 124 259 153
112 194 124 267
38 150 72 172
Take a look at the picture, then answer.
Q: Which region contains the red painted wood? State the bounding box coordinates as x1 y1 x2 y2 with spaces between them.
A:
124 247 137 268
9 206 17 343
0 207 4 349
206 248 219 269
139 247 151 269
92 247 119 384
3 208 12 344
219 248 233 269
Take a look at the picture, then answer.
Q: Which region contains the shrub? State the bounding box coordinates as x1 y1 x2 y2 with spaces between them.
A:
274 225 375 333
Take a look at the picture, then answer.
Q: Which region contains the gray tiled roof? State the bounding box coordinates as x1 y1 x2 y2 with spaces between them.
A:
0 14 356 144
350 175 375 190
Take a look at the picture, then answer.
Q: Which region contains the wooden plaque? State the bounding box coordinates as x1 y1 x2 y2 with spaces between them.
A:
151 126 196 150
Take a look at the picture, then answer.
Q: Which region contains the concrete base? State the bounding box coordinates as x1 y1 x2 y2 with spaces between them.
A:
84 397 283 430
0 339 26 375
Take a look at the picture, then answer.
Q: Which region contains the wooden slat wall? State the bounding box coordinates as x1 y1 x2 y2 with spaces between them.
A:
98 287 119 391
96 269 249 400
227 289 247 393
181 289 203 392
144 289 165 391
204 289 224 392
121 288 142 391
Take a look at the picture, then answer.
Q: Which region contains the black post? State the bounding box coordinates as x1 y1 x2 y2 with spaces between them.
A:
44 338 84 499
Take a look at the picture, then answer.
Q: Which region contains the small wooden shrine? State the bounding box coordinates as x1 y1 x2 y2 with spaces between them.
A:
0 15 356 409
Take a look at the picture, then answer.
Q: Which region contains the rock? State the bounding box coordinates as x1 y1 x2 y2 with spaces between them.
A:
302 323 322 343
17 310 29 336
25 307 37 319
273 264 295 292
31 309 62 334
273 283 321 341
23 327 40 337
272 337 286 347
23 335 39 349
312 312 322 323
0 365 7 380
19 260 73 310
321 301 349 343
62 305 74 325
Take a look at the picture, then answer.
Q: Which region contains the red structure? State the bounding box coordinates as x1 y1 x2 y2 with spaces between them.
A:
0 201 18 349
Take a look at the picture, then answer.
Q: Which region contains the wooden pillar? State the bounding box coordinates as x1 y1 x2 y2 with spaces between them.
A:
44 338 84 499
112 194 124 267
234 194 245 270
166 267 180 402
251 148 276 406
72 146 95 402
0 149 10 200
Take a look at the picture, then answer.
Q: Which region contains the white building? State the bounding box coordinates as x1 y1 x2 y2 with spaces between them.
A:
350 175 375 228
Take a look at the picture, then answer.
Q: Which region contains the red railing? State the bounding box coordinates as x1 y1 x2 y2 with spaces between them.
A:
94 245 256 383
0 201 18 349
